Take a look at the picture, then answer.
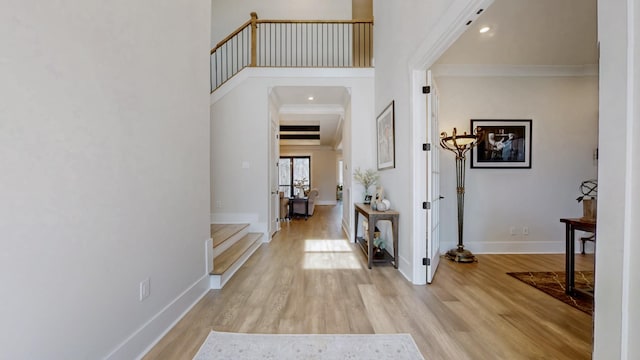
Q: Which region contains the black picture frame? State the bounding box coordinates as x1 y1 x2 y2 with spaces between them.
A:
470 119 532 169
376 101 395 170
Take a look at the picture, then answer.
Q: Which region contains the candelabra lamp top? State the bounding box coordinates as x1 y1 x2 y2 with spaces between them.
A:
439 127 483 157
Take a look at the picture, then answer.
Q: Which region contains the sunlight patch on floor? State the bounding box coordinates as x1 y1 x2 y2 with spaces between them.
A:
302 253 363 269
302 239 362 269
304 239 352 252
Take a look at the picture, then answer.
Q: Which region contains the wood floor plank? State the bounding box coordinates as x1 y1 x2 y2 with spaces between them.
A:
144 205 593 360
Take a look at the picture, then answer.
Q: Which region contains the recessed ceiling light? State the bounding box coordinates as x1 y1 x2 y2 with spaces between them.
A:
479 26 490 33
307 96 314 101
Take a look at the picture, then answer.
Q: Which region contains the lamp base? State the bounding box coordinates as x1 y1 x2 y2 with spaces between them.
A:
445 248 477 263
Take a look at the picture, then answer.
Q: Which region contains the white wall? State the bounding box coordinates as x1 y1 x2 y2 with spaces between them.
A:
211 0 352 47
370 0 637 356
280 147 339 205
435 75 598 253
0 1 211 359
210 68 374 239
594 0 640 358
373 0 473 281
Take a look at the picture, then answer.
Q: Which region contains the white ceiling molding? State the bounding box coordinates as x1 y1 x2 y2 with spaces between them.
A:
431 64 599 77
279 104 345 116
280 145 336 151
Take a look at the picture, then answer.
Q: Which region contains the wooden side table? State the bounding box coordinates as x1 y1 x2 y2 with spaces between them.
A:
353 203 399 269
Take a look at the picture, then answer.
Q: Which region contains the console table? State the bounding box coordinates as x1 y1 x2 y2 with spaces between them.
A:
560 217 596 295
354 203 399 269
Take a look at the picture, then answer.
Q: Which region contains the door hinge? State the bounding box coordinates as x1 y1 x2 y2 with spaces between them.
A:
422 143 431 151
422 86 431 94
422 202 431 210
423 257 430 266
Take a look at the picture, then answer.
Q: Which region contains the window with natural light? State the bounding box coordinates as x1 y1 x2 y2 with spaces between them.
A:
279 156 310 198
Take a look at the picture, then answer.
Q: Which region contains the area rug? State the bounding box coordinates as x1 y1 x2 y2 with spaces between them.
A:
193 331 425 360
507 271 594 315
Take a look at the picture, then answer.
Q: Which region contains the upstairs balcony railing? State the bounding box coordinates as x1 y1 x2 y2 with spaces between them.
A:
210 12 374 92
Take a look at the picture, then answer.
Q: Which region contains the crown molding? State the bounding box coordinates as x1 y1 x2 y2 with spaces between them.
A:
431 64 599 77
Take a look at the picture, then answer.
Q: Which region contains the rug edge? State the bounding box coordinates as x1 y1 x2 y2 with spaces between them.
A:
195 331 425 360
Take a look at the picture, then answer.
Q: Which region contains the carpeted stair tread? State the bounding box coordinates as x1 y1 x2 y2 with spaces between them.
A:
211 223 249 248
212 233 262 275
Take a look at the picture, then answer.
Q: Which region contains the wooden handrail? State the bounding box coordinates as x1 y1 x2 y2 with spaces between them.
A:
210 13 373 54
211 19 252 54
210 12 374 92
256 19 373 24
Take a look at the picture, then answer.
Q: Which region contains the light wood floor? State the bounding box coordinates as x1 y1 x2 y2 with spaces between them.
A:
145 204 594 359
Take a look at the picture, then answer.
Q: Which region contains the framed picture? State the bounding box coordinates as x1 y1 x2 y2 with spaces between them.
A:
376 101 395 170
470 119 532 169
364 194 373 204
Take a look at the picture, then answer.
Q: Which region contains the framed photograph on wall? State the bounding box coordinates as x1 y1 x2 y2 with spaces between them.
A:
470 119 532 169
376 101 395 170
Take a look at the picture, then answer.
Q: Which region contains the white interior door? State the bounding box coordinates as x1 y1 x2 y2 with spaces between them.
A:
426 70 442 283
269 118 280 236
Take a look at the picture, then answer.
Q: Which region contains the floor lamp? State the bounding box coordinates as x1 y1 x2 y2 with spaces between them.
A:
439 127 482 263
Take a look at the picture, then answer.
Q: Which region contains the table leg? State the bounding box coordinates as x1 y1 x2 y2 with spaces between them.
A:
392 216 399 269
368 217 374 269
354 208 358 243
565 223 575 295
305 200 309 220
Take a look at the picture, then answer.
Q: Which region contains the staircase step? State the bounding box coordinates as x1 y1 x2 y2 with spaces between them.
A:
211 232 263 276
211 223 249 248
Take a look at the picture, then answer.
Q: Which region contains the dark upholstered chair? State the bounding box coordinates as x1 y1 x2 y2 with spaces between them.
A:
292 189 319 216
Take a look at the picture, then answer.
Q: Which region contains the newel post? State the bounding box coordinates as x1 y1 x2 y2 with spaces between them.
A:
250 12 258 67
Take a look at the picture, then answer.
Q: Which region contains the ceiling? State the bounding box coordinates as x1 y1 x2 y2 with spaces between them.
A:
271 86 350 148
273 0 598 149
437 0 598 66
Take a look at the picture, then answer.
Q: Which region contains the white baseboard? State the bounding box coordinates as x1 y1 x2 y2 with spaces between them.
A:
106 274 210 360
342 219 351 241
206 238 213 273
397 255 412 283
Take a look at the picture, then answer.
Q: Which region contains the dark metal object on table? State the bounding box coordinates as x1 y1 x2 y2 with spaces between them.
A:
560 217 596 296
439 127 483 263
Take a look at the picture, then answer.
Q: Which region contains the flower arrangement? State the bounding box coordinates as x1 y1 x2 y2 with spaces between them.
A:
353 168 379 194
293 178 308 197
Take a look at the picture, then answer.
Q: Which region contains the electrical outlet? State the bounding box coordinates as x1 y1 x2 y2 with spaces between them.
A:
139 278 150 301
523 226 529 235
215 200 222 209
510 226 517 236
